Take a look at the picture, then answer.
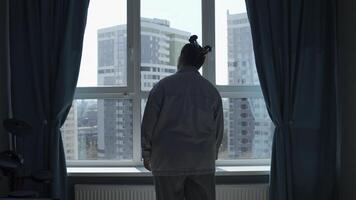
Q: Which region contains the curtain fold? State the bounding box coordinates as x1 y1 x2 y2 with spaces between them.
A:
9 0 89 199
245 0 338 199
0 1 10 147
0 0 10 193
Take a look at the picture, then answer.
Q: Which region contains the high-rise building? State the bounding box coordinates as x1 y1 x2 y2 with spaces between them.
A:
97 25 127 87
61 102 78 160
141 18 189 91
78 126 98 160
218 98 230 159
96 24 131 160
62 99 99 161
97 18 190 159
77 99 99 160
227 11 273 159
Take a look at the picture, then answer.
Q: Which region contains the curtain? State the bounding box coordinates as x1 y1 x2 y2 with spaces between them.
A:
0 1 10 149
245 0 338 200
9 0 89 199
0 0 11 193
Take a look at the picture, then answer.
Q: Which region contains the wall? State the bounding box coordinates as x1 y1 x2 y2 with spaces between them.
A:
0 0 10 194
67 175 268 200
338 0 356 199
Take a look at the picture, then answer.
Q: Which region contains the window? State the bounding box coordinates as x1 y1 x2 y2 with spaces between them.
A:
62 0 273 167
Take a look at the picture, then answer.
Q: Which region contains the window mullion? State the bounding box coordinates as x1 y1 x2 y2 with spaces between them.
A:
128 0 142 166
202 0 216 85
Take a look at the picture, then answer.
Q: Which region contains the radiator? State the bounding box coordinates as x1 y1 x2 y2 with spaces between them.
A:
75 184 268 200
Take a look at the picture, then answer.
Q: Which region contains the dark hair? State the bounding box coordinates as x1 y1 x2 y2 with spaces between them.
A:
178 35 212 70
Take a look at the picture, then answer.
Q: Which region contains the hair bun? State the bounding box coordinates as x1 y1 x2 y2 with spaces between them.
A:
189 35 198 44
202 45 212 55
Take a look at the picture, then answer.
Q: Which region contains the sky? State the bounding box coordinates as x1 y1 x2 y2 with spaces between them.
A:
77 0 247 87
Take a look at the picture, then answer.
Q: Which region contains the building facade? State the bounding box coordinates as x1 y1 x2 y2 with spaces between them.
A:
227 12 274 159
61 102 78 160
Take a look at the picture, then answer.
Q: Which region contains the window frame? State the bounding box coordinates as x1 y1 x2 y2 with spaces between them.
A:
67 0 270 167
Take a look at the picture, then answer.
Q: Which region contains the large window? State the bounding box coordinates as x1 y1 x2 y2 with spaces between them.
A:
62 0 273 167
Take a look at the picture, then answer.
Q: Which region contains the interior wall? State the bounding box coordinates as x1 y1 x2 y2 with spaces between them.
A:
338 0 356 199
0 0 10 194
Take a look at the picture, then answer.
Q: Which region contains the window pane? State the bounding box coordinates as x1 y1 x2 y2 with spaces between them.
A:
141 99 147 119
77 0 127 87
215 0 259 86
218 98 274 160
140 0 202 91
61 99 133 161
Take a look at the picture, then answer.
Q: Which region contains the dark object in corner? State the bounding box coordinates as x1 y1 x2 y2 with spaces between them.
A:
0 118 53 198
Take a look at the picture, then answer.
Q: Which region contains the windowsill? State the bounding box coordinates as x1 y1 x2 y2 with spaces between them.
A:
67 166 270 177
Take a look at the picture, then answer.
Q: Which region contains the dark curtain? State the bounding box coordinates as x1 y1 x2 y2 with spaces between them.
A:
245 0 338 200
0 0 10 146
0 0 10 193
9 0 89 199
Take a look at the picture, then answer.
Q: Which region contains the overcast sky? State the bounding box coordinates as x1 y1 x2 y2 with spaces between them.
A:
77 0 247 87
